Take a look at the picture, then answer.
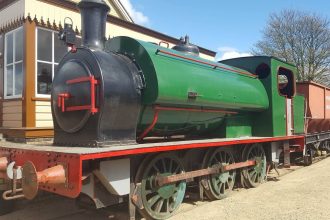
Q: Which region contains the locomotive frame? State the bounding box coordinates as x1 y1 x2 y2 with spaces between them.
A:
0 134 304 219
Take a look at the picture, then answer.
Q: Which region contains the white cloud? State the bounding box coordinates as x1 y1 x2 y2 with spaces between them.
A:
120 0 150 26
217 47 252 61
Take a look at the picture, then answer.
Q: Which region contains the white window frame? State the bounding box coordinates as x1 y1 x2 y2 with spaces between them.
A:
35 27 63 98
4 26 24 99
35 27 80 97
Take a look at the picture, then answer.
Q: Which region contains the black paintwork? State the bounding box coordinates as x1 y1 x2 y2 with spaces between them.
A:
58 19 76 47
172 35 200 56
52 48 143 147
52 0 143 147
78 0 110 50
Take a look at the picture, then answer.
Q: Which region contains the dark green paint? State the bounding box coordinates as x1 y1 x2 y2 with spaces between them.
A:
107 37 302 139
137 106 226 137
106 37 270 138
221 56 301 137
107 37 269 110
224 115 253 138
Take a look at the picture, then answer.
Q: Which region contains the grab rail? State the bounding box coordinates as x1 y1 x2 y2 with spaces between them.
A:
156 49 257 78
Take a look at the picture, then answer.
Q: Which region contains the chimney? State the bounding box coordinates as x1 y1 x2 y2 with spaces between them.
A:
78 0 110 50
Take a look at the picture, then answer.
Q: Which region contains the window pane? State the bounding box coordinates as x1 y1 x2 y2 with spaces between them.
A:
15 28 23 62
14 62 23 95
6 33 13 64
54 34 68 63
6 65 13 96
37 62 52 94
37 29 52 62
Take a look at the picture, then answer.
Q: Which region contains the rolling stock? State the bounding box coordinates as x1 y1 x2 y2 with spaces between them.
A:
0 0 328 219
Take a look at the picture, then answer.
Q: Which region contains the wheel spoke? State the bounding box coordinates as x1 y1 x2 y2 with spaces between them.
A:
169 159 173 173
257 173 262 182
252 172 258 183
203 149 236 200
250 171 257 180
225 180 230 190
255 147 260 156
221 182 225 194
155 199 164 213
138 154 186 219
162 159 167 173
171 191 179 202
243 144 266 188
164 199 169 213
148 194 161 207
220 152 224 163
153 165 160 174
146 177 153 190
144 189 153 195
215 177 221 185
213 157 220 165
174 165 180 174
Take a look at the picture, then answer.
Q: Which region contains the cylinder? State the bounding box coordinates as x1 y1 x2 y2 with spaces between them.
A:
78 0 110 50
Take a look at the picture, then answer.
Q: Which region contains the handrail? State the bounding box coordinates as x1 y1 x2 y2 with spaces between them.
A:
154 106 238 114
58 75 99 114
156 49 257 78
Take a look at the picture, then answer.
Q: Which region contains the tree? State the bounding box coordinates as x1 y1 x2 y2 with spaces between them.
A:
253 10 330 84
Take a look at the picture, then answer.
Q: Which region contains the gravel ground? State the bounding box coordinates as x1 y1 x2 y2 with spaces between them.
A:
2 157 330 220
170 157 330 220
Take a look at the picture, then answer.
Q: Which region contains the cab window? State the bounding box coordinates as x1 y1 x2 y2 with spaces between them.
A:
278 67 295 98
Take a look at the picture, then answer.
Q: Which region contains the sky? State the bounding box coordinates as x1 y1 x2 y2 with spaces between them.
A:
120 0 330 60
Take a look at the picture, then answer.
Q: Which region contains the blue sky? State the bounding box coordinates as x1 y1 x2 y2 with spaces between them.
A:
121 0 330 60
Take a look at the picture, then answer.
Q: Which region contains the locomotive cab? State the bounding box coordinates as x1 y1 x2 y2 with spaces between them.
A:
220 56 305 137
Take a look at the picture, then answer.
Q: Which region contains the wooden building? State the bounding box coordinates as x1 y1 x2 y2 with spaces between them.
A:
0 0 216 140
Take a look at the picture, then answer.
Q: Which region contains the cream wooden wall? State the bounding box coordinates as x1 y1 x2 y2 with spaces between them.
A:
25 0 125 31
2 101 22 127
35 101 53 127
25 0 82 29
